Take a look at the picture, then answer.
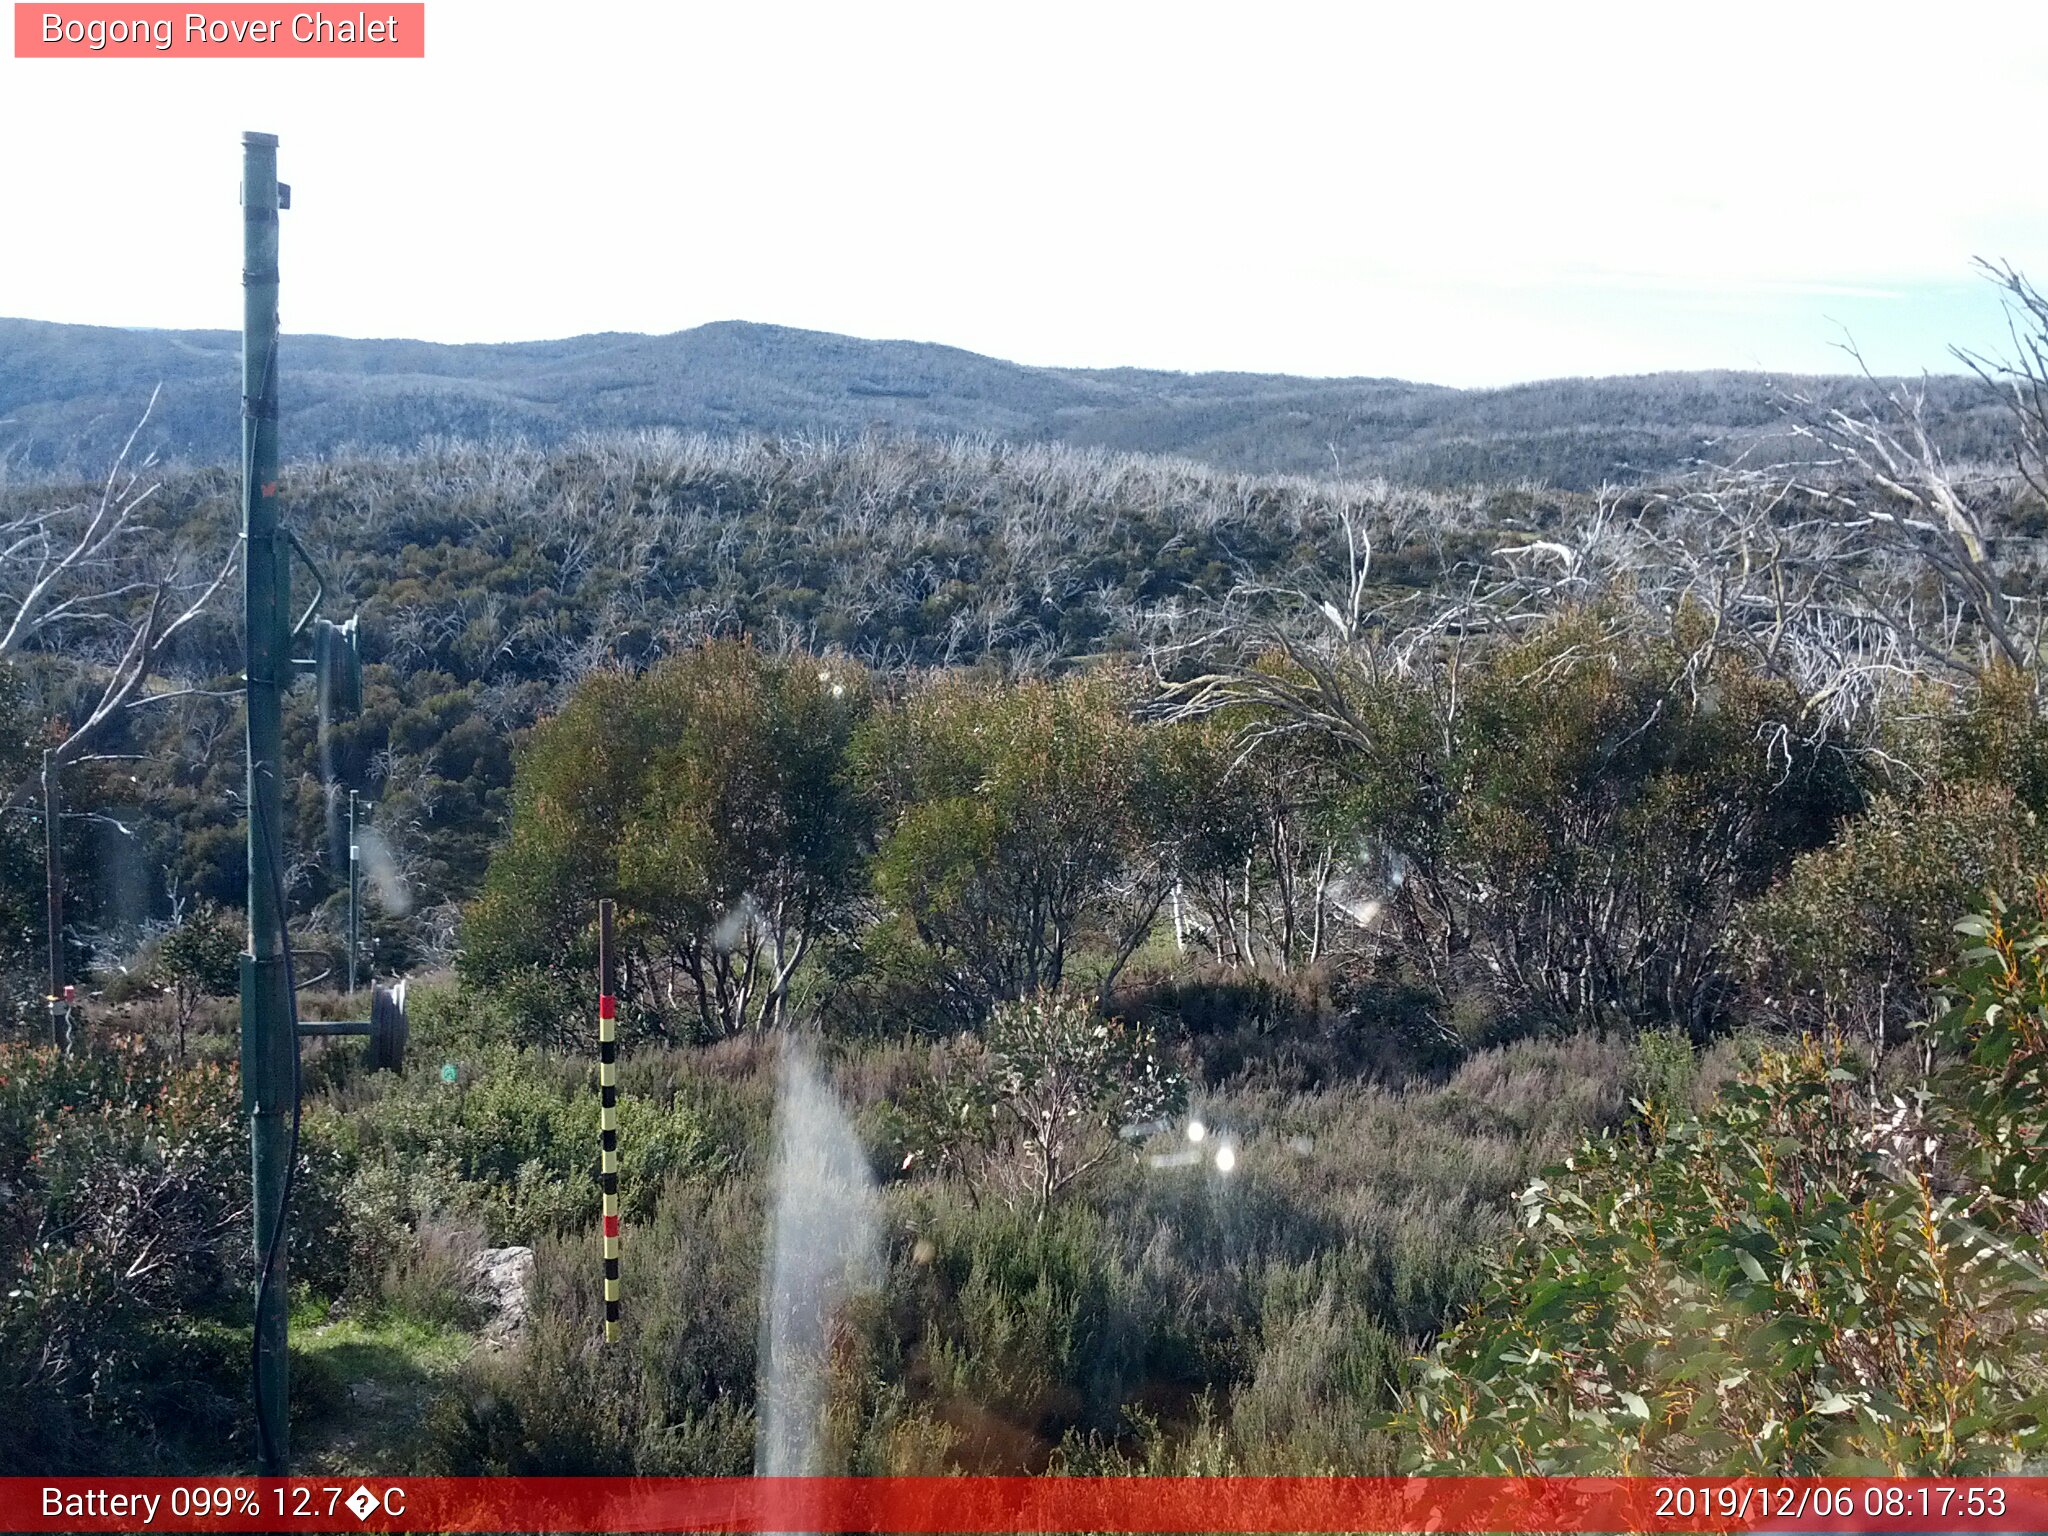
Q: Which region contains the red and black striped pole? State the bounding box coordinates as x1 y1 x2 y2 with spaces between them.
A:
598 898 620 1343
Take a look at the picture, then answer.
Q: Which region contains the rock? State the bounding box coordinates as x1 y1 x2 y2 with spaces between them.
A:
471 1245 535 1351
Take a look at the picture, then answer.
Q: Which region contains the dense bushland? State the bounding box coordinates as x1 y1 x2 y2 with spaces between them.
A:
415 1023 1637 1476
18 601 2039 1472
9 274 2048 1474
1400 893 2048 1474
5 433 1521 971
462 620 1865 1049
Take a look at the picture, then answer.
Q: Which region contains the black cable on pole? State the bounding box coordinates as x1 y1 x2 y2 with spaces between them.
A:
250 785 302 1474
244 323 300 1474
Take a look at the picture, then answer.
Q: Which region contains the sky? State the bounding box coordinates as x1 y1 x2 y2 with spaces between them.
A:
2 1 2044 387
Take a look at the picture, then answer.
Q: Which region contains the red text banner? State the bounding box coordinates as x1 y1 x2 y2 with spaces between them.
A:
4 1476 2048 1533
14 4 424 57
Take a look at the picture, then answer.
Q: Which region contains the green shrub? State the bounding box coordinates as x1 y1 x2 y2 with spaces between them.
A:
1224 1262 1407 1472
376 1208 489 1330
901 990 1184 1221
1740 781 2048 1043
317 1034 746 1265
150 905 243 1059
1305 610 1861 1036
0 1044 251 1470
1124 966 1457 1088
1624 1026 1696 1123
423 1178 765 1474
1395 899 2048 1474
411 1016 1635 1477
462 640 872 1037
855 670 1185 1021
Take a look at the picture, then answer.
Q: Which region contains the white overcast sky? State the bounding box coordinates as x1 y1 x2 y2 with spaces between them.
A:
2 0 2044 385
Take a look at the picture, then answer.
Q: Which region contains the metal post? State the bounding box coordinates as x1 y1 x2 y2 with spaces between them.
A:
237 129 293 1477
41 749 68 1053
347 790 359 997
598 899 620 1342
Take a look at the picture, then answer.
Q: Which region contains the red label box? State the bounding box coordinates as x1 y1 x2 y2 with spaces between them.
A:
14 3 425 56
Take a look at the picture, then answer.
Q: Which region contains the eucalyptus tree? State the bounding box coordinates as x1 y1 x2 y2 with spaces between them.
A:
463 638 872 1039
855 667 1185 1021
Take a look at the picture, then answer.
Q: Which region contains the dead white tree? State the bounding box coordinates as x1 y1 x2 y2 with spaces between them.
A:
1783 376 2029 674
1956 258 2048 513
0 391 239 1018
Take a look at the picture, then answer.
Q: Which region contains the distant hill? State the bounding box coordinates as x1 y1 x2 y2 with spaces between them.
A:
0 315 2006 489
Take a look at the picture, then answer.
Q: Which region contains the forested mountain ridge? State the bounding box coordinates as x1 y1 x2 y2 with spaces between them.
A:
0 314 2006 488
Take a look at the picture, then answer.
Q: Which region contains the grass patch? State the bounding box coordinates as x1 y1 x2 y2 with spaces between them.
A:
291 1307 477 1474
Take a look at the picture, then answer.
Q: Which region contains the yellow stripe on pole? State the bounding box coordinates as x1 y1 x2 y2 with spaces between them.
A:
599 899 619 1345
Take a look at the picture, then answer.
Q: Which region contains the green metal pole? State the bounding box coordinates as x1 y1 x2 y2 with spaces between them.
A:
238 128 293 1477
41 749 68 1053
347 790 359 997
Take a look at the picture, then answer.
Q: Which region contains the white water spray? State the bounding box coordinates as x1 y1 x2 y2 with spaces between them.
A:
356 823 412 916
713 893 767 954
755 1040 881 1477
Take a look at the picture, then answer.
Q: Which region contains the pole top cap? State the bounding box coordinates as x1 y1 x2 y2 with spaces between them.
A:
242 131 279 148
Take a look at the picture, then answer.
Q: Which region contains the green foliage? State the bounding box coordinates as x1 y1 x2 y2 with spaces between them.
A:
6 431 1506 981
423 1180 765 1474
1624 1026 1698 1121
1354 611 1857 1033
857 670 1184 1019
1396 902 2048 1474
155 906 242 995
315 1042 736 1246
146 904 242 1057
1741 664 2048 1041
0 664 45 1008
1218 1264 1408 1472
909 990 1186 1221
1163 714 1357 974
412 1021 1626 1478
463 639 870 1038
1927 659 2048 811
0 1043 251 1470
1928 891 2048 1218
1741 781 2048 1041
370 1210 491 1331
16 409 2048 1480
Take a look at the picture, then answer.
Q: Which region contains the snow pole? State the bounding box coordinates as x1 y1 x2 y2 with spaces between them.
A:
598 899 621 1342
